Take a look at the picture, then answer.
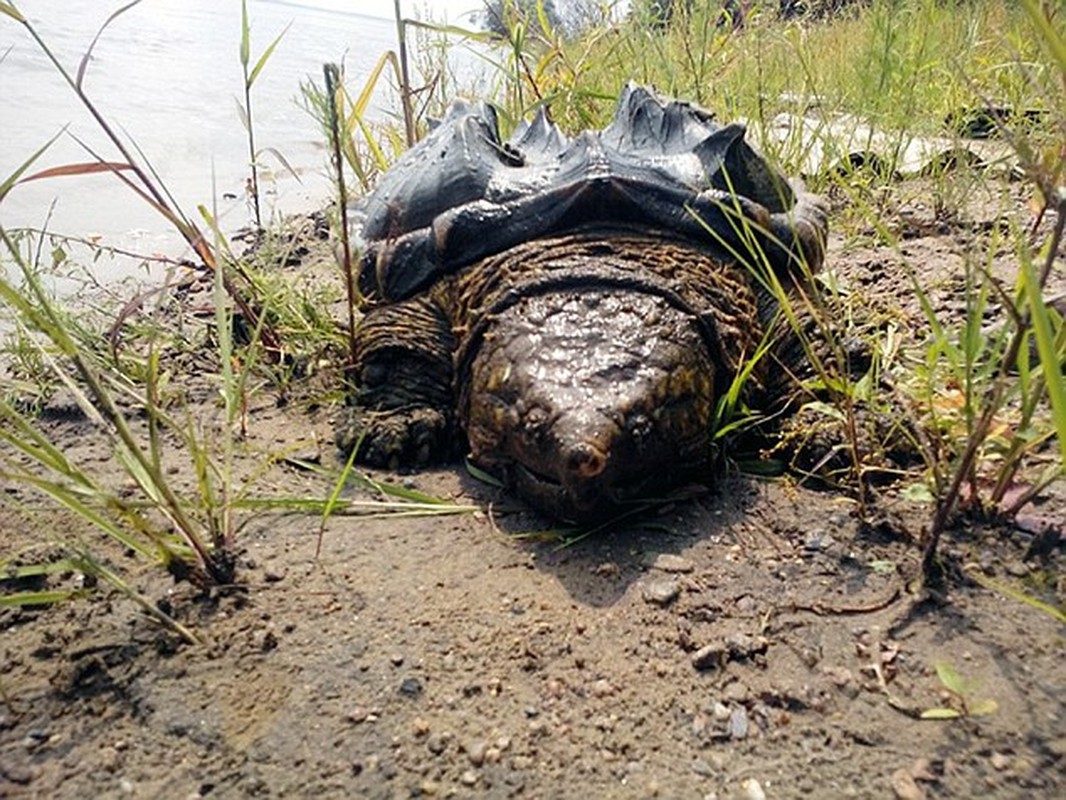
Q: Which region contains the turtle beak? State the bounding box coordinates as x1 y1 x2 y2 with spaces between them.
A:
503 383 722 522
565 441 608 480
497 411 625 521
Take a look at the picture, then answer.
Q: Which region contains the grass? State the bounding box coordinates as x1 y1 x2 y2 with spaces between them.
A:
0 0 1062 633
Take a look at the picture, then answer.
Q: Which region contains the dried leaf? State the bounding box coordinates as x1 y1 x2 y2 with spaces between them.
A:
18 161 136 183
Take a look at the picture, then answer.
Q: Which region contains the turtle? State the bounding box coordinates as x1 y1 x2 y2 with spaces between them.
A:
336 83 828 523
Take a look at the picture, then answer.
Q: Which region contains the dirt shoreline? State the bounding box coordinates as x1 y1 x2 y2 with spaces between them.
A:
1 176 1064 798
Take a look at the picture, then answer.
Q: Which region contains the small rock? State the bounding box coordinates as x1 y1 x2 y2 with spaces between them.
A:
643 553 695 573
259 630 278 652
465 740 488 767
544 678 566 700
691 712 710 736
399 677 423 698
346 707 370 724
728 707 749 740
590 679 615 698
0 762 34 784
1004 561 1029 578
460 770 479 786
722 682 749 704
642 578 681 607
691 758 714 777
735 595 757 614
692 643 726 670
804 533 835 552
390 654 405 667
909 759 939 783
418 779 439 795
724 632 768 660
411 717 430 737
741 778 766 800
712 702 731 722
891 767 926 800
824 665 853 687
706 752 727 771
98 745 121 772
990 752 1011 771
1046 737 1066 758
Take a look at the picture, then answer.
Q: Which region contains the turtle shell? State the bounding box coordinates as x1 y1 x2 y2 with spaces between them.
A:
350 83 824 305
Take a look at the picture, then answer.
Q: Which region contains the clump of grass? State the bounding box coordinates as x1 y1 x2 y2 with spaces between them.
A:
0 227 230 640
0 2 318 633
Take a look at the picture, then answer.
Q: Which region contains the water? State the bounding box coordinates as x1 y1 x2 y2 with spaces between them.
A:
0 0 479 276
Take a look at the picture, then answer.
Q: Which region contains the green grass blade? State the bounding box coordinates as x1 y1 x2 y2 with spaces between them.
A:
0 468 157 559
249 22 291 87
966 566 1066 624
0 128 64 203
1021 226 1066 462
466 459 504 488
1021 0 1066 71
0 590 90 607
240 0 250 67
71 552 202 644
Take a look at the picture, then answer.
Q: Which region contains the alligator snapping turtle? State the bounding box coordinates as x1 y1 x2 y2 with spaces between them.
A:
337 84 827 522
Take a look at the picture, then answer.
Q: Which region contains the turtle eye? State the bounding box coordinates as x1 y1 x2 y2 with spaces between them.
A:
626 413 652 442
521 407 549 443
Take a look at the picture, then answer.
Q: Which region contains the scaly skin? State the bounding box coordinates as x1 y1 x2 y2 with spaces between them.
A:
339 231 777 522
463 288 719 520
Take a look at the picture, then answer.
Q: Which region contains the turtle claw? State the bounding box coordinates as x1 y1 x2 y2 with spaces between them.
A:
336 406 454 469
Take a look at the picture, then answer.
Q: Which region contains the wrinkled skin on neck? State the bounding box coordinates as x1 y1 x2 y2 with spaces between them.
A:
464 288 718 522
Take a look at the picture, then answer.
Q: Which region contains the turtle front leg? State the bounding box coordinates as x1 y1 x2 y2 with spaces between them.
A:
336 293 457 469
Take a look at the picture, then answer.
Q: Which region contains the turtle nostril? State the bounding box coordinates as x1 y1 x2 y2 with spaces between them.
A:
567 442 608 479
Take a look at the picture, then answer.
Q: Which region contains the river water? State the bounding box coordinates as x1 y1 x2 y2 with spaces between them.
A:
0 0 482 277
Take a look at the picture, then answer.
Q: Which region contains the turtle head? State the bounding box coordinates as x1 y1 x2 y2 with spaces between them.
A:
464 287 718 523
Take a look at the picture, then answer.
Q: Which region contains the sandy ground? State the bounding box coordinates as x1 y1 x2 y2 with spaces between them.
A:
1 176 1064 799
